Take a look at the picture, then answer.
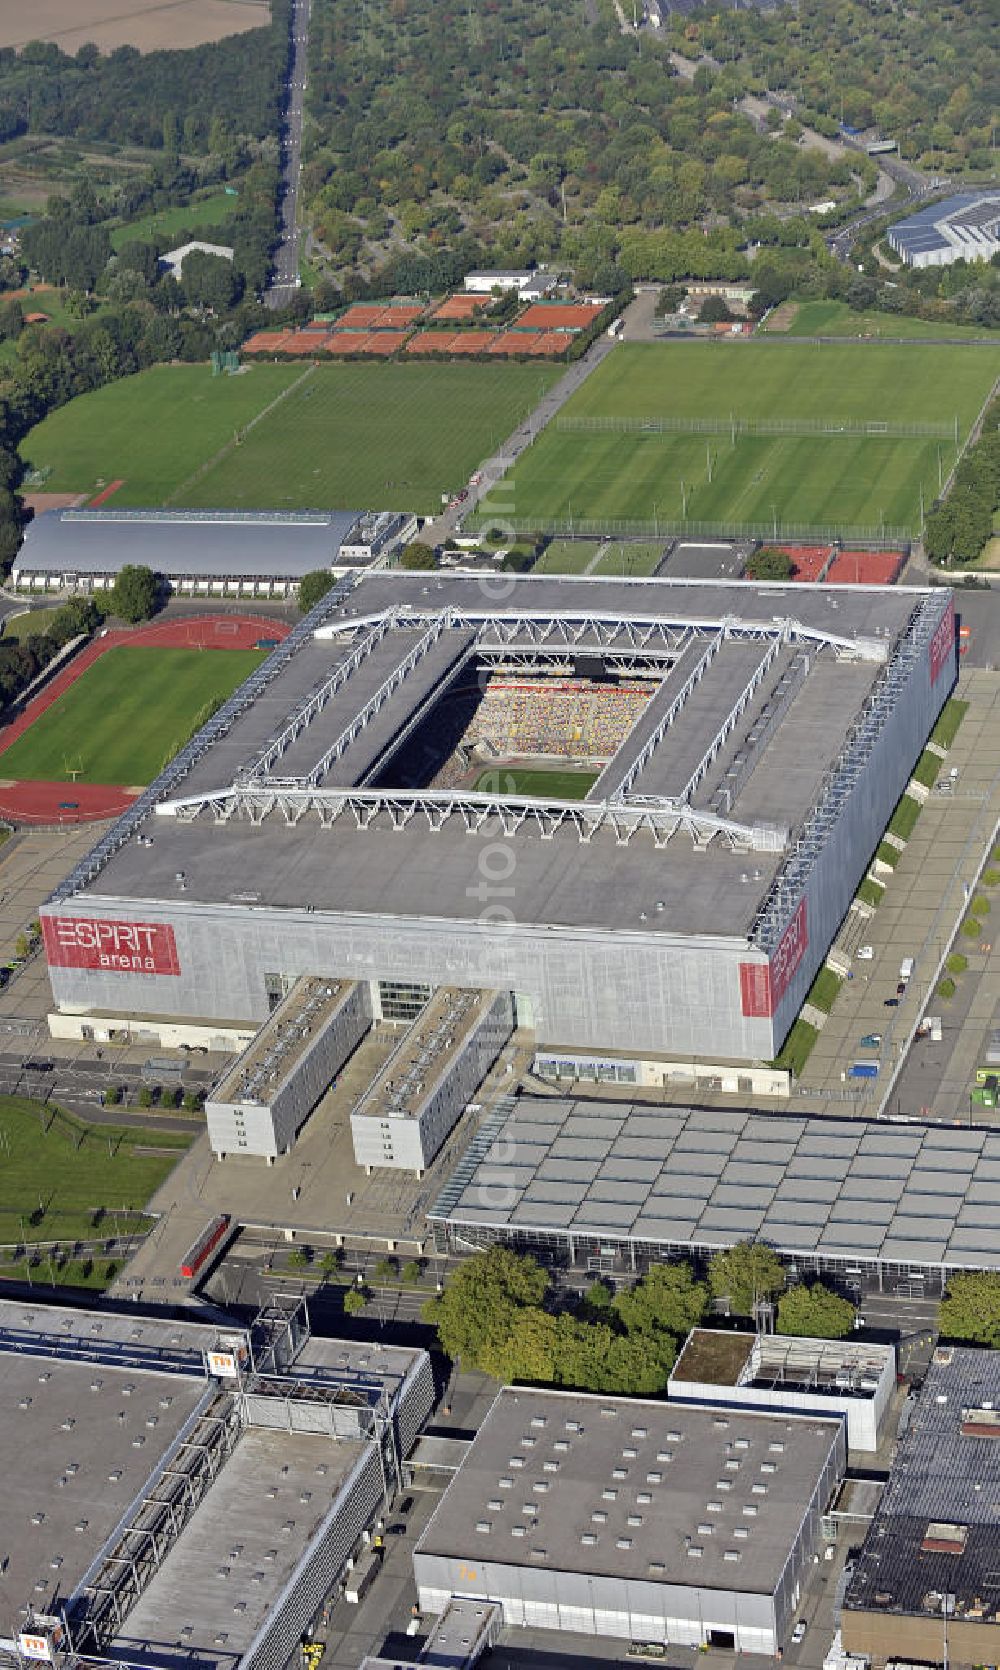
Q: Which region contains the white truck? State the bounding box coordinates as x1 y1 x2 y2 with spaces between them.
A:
344 1548 382 1605
899 957 914 982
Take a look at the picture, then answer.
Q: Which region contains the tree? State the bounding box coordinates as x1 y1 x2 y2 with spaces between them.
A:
103 1085 122 1106
423 1246 549 1367
319 1249 341 1277
288 1244 310 1268
297 569 336 613
940 1272 1000 1347
745 546 794 581
181 250 238 313
14 932 29 961
777 1281 855 1340
401 541 436 571
612 1261 708 1339
401 1258 423 1284
699 293 734 323
344 1286 368 1315
137 1085 154 1108
374 1256 397 1284
109 564 158 622
708 1241 785 1319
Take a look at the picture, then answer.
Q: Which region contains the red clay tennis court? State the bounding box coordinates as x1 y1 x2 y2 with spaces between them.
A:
775 545 831 582
0 614 290 826
827 549 905 585
517 301 602 329
431 294 490 320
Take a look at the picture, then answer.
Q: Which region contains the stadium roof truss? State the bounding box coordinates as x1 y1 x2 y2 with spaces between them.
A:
155 604 889 855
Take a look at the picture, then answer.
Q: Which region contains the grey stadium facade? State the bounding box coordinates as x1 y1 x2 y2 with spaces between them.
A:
39 572 955 1064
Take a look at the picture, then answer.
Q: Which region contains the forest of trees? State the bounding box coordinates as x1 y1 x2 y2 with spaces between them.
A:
299 0 866 297
0 0 289 152
674 0 996 174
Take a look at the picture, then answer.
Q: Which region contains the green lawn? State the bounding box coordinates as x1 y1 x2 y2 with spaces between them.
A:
110 192 241 252
773 1018 819 1077
593 541 666 577
21 363 304 503
0 1095 188 1259
0 645 263 784
765 299 995 342
806 965 843 1014
534 539 604 574
180 362 561 514
931 697 969 749
887 792 921 842
1 608 56 642
473 766 599 799
479 341 1000 536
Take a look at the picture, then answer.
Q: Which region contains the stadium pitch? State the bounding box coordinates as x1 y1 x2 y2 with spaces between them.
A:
473 766 600 799
0 645 264 785
479 340 1000 537
24 361 559 515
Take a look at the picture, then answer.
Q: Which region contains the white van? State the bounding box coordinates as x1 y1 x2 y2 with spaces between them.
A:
899 957 914 981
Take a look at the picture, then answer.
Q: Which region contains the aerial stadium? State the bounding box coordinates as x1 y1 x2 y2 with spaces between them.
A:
40 571 954 1066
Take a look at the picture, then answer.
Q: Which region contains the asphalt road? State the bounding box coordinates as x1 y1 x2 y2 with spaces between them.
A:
266 0 311 305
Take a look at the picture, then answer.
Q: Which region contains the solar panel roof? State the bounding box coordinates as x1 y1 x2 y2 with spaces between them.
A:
431 1096 1000 1272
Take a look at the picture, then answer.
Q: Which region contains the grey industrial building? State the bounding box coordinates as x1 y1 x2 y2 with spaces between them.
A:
413 1386 846 1651
887 192 1000 268
0 1295 433 1670
12 509 415 597
39 571 954 1067
843 1345 1000 1668
428 1095 1000 1287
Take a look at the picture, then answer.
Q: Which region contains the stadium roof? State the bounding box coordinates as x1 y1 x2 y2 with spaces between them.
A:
51 572 940 950
15 508 362 581
414 1385 843 1595
428 1095 1000 1274
888 192 1000 262
845 1347 1000 1623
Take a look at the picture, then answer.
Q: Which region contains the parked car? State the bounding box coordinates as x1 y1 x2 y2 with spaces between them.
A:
859 1033 882 1048
884 997 900 1008
792 1622 807 1645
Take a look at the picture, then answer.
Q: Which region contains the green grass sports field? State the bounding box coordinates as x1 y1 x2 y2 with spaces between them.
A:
23 364 303 503
23 361 558 514
180 362 560 513
0 646 264 785
763 299 995 342
474 766 599 799
480 341 1000 535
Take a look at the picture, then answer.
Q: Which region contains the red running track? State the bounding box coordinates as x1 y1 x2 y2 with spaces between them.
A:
0 613 290 826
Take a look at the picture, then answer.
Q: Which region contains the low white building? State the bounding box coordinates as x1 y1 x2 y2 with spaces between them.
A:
159 239 235 279
350 987 513 1176
463 269 555 299
669 1328 896 1454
